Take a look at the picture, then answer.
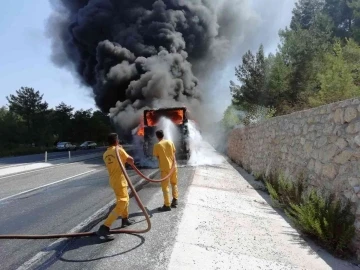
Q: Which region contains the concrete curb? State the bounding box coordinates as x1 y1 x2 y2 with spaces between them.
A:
27 170 160 270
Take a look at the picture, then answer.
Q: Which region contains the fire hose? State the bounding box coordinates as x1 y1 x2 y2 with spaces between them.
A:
0 145 176 240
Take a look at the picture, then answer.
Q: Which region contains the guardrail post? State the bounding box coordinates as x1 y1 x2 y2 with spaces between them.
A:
45 151 48 162
69 151 71 160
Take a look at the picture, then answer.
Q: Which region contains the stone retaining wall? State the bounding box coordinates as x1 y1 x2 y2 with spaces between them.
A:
227 98 360 254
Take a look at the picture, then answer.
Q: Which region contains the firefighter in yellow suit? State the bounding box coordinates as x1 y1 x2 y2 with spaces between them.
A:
96 133 135 240
153 129 178 212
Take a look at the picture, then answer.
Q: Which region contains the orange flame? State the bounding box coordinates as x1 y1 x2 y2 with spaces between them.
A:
145 109 184 126
137 118 145 137
136 109 185 137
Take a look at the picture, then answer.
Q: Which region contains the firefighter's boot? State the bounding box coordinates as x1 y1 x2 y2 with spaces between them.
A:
96 225 115 241
121 218 135 228
158 205 172 212
171 198 178 208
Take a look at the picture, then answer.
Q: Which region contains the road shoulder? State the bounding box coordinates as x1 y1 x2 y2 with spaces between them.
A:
167 154 358 270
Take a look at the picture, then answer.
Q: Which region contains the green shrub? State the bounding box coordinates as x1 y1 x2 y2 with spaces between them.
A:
265 172 304 209
263 170 355 257
286 190 355 256
254 172 265 182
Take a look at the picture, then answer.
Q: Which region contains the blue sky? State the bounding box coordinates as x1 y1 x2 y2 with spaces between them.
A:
0 0 95 111
0 0 295 113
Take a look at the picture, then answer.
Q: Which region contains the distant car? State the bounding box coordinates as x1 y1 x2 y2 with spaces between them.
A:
80 141 97 149
56 142 77 151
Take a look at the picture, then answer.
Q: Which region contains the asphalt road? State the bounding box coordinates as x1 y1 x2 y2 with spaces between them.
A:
0 157 155 270
31 165 195 270
0 148 106 167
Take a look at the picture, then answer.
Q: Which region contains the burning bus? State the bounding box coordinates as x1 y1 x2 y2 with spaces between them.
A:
137 107 191 160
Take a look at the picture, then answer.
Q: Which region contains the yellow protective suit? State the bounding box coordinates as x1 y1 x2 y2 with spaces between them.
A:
153 139 178 207
103 146 130 227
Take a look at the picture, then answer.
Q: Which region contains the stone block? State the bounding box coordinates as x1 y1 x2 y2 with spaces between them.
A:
334 108 344 124
316 137 327 148
344 107 358 123
327 104 334 113
323 124 334 135
351 99 360 105
355 135 360 147
334 150 353 165
315 161 322 175
333 125 342 136
304 142 313 154
335 138 348 149
329 136 337 143
321 115 328 122
307 117 315 124
320 145 338 162
339 163 351 175
340 99 353 108
346 121 360 134
345 190 354 200
307 159 315 171
350 178 360 188
300 137 306 145
354 186 360 194
302 124 308 134
294 126 301 135
270 129 276 139
323 180 333 190
322 164 337 179
311 149 320 159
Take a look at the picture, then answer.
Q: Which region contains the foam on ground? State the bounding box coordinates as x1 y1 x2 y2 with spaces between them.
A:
187 121 223 167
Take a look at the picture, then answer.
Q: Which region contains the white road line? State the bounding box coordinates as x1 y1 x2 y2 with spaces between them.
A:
0 170 98 203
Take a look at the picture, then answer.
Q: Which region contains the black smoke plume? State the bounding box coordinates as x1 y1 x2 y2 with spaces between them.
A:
47 0 253 135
